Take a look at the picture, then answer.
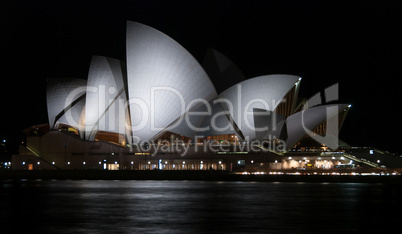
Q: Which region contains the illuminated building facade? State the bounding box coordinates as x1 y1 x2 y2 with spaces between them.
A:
13 22 381 172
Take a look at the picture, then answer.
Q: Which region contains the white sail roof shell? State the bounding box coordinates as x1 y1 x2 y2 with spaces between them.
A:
126 21 217 142
218 74 300 141
84 56 129 140
46 78 87 137
265 104 350 150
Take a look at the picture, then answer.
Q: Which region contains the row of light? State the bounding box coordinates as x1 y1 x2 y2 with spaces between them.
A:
241 172 398 176
23 160 226 166
22 161 131 165
287 156 346 160
150 160 221 165
287 156 380 164
23 158 379 166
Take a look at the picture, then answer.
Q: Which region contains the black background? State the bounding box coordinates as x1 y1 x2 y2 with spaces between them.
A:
1 0 401 157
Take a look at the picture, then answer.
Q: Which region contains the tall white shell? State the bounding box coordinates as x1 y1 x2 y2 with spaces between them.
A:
46 78 87 137
84 56 129 141
126 21 217 142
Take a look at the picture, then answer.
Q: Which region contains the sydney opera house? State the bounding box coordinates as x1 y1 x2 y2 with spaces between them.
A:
12 21 384 172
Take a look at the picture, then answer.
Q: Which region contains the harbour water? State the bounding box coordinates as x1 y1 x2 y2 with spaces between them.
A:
1 180 401 233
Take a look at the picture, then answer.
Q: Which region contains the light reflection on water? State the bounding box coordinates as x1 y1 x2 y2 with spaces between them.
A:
1 180 401 233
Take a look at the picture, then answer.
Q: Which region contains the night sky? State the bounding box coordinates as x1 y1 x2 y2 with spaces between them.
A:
1 0 401 156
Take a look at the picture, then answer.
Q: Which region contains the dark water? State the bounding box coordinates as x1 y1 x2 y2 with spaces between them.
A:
1 180 401 233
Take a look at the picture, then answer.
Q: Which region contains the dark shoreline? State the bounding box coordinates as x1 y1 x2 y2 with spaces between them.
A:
1 170 401 184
